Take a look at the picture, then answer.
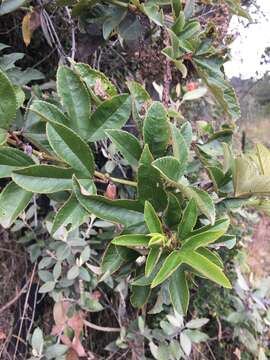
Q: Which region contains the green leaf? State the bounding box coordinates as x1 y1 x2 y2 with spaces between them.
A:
73 176 144 227
51 194 89 235
179 185 215 224
182 87 207 101
39 281 55 293
180 121 192 148
178 198 197 240
171 2 183 20
12 165 74 193
0 181 32 228
172 12 185 35
127 80 151 133
233 156 270 197
131 285 151 308
0 69 17 129
144 201 163 233
0 128 7 145
194 58 241 120
0 146 34 178
146 246 162 277
151 250 183 288
57 65 91 139
44 344 68 359
170 124 188 166
88 94 131 142
138 146 168 212
30 100 69 124
152 156 185 182
73 63 117 97
143 102 170 158
102 244 137 274
169 267 189 315
181 251 232 288
46 122 95 176
256 143 270 176
181 218 229 251
196 248 224 268
67 265 80 280
0 0 26 15
112 234 150 247
106 129 142 167
31 327 44 355
164 193 182 228
143 3 164 26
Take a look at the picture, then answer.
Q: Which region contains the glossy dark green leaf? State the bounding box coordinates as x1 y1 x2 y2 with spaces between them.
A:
144 201 163 233
0 147 34 178
181 218 229 251
51 194 89 235
57 65 91 139
138 146 168 212
145 247 162 277
30 100 69 124
143 102 170 158
131 285 151 308
181 251 231 288
12 165 74 193
106 129 142 167
151 250 183 288
46 122 95 176
112 234 150 247
0 181 32 228
102 244 137 274
178 198 197 240
169 267 189 315
88 95 131 142
0 69 17 128
164 193 182 228
73 176 144 227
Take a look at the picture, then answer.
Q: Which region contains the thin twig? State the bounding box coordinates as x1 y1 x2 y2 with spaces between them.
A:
0 282 29 314
84 319 121 332
65 6 76 60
